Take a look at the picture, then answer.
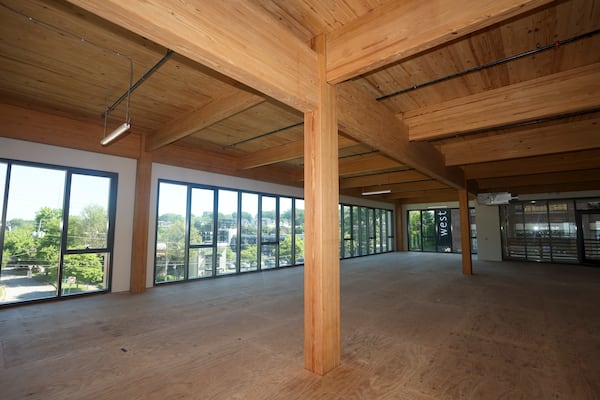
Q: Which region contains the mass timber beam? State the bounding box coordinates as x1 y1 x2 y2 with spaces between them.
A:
67 0 318 112
339 153 402 176
441 116 600 166
238 136 357 170
326 0 553 83
463 149 600 179
347 180 448 197
304 35 340 375
381 188 458 200
152 143 302 186
147 91 264 151
405 63 600 141
458 189 472 275
477 170 600 192
0 103 139 158
340 170 429 189
337 82 464 188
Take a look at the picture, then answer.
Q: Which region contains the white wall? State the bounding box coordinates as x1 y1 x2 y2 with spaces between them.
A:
474 203 502 261
0 138 137 292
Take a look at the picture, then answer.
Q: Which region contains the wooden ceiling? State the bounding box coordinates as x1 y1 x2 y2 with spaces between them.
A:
0 0 599 203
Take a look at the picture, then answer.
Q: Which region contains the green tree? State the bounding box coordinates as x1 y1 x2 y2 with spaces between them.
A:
63 253 104 286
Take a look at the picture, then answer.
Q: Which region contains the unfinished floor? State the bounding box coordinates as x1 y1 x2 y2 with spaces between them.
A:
1 252 599 400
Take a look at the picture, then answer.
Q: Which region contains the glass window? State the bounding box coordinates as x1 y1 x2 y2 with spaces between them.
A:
359 207 368 255
240 193 258 272
189 188 215 279
62 173 112 295
152 181 395 284
217 190 238 275
294 199 304 264
408 211 422 251
375 209 383 253
386 210 394 251
548 200 577 262
1 162 116 305
261 196 277 269
342 205 352 258
155 182 187 283
421 210 436 252
279 197 293 266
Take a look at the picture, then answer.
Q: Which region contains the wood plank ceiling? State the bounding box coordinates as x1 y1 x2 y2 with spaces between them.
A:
0 0 599 204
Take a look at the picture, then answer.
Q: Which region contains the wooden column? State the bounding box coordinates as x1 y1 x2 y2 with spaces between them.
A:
304 34 340 375
130 135 153 293
395 201 404 251
458 189 472 275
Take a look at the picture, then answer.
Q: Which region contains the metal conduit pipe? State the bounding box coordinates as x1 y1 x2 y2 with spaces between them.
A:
377 28 600 101
103 49 174 118
224 121 304 148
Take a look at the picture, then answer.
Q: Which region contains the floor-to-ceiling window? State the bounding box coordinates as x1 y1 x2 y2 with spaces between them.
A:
501 198 598 264
0 160 117 305
154 180 395 285
407 208 477 254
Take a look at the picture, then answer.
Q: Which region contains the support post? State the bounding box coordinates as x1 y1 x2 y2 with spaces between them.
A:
458 188 473 275
304 34 340 375
130 135 153 293
395 201 404 251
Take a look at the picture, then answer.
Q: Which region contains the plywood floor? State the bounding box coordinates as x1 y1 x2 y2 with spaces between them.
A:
1 252 599 399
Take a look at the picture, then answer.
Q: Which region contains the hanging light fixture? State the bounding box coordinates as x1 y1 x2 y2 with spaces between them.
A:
100 122 131 145
361 189 391 196
101 56 134 146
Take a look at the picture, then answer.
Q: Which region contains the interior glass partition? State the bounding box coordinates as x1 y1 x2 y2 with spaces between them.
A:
501 198 595 264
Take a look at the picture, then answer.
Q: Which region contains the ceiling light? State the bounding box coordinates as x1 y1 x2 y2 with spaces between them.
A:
100 122 131 146
361 189 391 196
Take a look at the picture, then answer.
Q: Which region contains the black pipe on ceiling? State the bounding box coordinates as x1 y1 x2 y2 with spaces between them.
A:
103 49 174 118
224 121 304 149
376 28 600 101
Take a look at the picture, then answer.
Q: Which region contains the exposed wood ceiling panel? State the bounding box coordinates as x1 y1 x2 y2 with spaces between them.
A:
1 0 598 204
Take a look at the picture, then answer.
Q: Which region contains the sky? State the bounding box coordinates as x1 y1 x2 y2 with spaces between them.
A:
1 163 110 220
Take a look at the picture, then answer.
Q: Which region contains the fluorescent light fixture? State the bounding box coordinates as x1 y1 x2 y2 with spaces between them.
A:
101 122 130 146
361 189 391 196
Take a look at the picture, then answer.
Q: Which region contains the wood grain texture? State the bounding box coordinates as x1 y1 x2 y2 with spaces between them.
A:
441 116 600 166
147 91 265 151
66 0 319 112
2 253 599 399
0 103 140 158
340 170 429 189
458 188 472 275
130 136 152 293
326 0 554 83
303 34 340 375
336 82 465 188
405 63 600 141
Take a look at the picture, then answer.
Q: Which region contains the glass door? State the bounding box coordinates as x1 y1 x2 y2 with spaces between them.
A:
577 211 600 264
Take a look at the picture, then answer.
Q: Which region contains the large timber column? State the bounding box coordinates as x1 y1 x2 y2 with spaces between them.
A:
395 201 404 251
459 188 473 275
304 34 340 375
130 135 153 293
